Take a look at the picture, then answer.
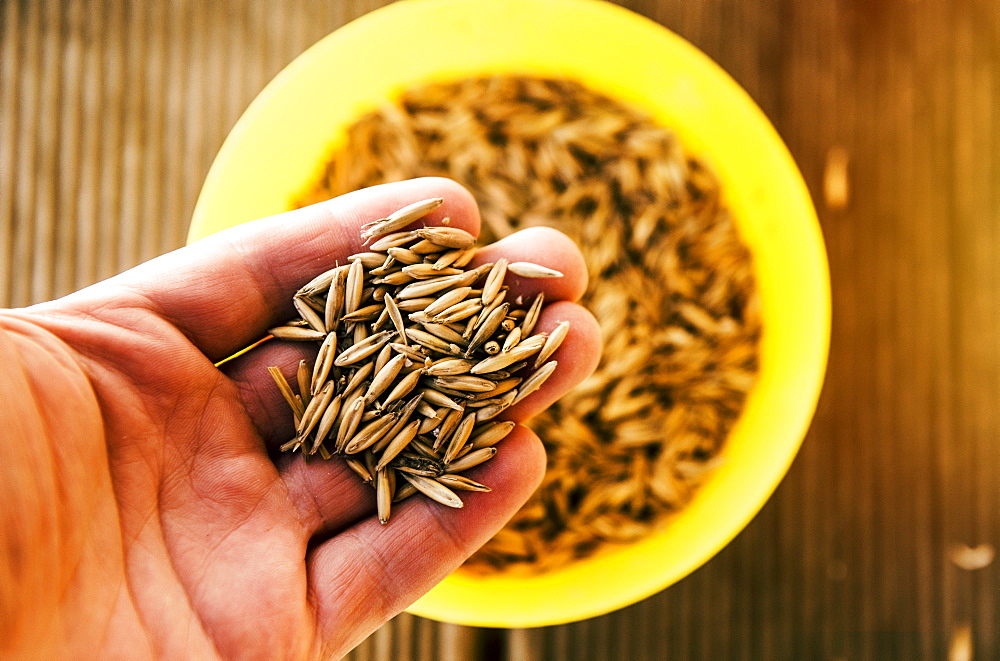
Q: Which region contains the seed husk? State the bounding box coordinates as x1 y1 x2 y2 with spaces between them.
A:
436 474 492 492
419 409 445 435
415 226 477 249
534 320 570 368
420 323 467 346
397 273 466 300
422 388 465 411
474 403 508 422
346 457 372 483
392 455 444 477
345 259 364 316
470 337 545 374
469 376 521 401
433 375 497 393
468 302 510 354
341 303 384 323
511 360 558 406
433 248 468 270
311 333 337 395
411 438 441 460
521 292 544 336
323 266 348 331
396 297 437 312
312 393 344 452
506 262 564 278
390 342 427 362
386 246 424 265
381 367 423 406
343 361 374 395
373 343 394 374
376 469 393 524
279 437 302 453
268 325 326 341
375 420 421 471
405 328 453 353
334 330 395 366
393 482 418 502
373 271 414 287
297 381 335 439
345 413 399 454
297 266 340 299
403 263 462 279
470 420 517 449
402 473 464 509
502 327 522 352
268 366 305 418
481 258 508 306
369 230 418 251
296 360 312 406
365 353 407 403
431 299 483 325
374 393 424 453
335 396 365 453
445 447 497 473
443 413 478 464
349 252 388 268
425 358 476 376
361 197 444 239
423 286 474 317
433 407 465 451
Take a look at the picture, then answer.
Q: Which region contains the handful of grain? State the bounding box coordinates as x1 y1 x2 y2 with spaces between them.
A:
297 75 761 572
267 198 569 524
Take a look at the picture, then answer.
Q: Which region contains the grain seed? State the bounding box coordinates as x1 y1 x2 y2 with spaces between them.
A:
535 320 570 367
470 420 516 449
507 262 564 278
361 197 443 240
268 366 305 418
511 360 558 406
376 468 393 524
415 226 477 249
401 473 464 508
334 330 394 366
375 420 421 471
443 412 477 464
445 447 497 472
268 326 325 341
436 474 491 492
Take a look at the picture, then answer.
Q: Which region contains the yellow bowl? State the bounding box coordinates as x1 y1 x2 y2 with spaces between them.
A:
190 0 830 628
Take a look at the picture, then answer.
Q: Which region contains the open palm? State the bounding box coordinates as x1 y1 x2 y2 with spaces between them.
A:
0 178 600 660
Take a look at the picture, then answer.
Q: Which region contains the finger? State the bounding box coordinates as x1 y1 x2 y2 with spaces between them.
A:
276 452 374 537
219 338 317 446
470 226 588 303
306 427 545 659
51 177 481 362
505 301 602 421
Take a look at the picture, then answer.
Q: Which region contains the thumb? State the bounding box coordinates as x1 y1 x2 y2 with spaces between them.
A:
48 177 480 363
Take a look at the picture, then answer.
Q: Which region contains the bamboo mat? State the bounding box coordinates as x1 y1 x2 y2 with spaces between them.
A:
3 1 999 658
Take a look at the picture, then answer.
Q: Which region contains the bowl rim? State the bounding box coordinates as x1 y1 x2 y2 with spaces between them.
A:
190 0 831 628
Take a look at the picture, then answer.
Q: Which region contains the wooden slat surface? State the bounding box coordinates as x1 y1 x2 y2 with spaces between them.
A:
2 1 999 658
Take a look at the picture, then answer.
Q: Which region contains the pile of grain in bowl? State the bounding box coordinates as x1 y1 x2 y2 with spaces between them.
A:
295 75 761 572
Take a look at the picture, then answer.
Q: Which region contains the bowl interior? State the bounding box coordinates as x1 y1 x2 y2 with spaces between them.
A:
190 0 830 628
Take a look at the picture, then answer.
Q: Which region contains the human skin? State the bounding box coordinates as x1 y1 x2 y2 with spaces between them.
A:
0 178 601 660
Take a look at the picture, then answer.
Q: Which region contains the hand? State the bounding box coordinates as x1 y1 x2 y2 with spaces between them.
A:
0 178 601 660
